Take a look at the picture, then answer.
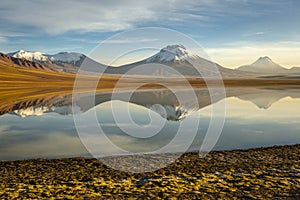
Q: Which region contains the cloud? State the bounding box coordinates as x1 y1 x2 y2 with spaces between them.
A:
0 36 7 43
242 32 265 37
104 38 159 44
0 0 167 34
0 31 29 38
39 46 82 54
0 0 274 34
0 0 152 34
61 37 159 44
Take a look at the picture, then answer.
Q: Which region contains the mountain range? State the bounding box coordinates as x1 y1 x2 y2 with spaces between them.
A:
0 52 54 71
7 50 87 73
2 45 300 76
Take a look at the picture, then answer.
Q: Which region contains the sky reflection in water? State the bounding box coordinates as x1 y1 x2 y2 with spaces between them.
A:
0 87 299 160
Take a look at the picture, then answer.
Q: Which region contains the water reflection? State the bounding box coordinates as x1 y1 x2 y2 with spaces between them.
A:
5 87 300 119
0 87 299 160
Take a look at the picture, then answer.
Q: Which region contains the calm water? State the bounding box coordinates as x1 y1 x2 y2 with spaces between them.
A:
0 87 299 160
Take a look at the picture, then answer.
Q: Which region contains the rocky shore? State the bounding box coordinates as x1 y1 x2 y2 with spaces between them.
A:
0 144 299 199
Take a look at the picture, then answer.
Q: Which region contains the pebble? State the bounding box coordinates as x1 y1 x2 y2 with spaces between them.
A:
0 144 299 199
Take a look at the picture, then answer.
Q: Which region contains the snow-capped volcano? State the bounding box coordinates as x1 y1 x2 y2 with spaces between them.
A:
106 44 232 77
145 44 199 63
237 56 288 73
9 50 50 62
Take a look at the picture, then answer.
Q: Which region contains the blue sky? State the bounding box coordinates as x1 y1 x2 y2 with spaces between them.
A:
0 0 299 68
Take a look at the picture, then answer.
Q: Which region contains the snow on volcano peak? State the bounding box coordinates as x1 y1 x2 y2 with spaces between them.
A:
145 44 198 63
162 44 189 57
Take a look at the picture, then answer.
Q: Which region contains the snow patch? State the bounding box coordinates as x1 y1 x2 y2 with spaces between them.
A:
12 106 50 117
49 52 83 63
11 50 49 62
145 44 199 63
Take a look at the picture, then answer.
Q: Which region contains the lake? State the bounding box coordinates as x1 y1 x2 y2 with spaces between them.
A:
0 87 299 160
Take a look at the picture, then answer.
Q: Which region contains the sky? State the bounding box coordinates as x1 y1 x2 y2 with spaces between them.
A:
0 0 299 68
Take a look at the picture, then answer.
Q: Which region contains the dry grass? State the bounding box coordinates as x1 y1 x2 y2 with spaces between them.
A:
1 64 300 104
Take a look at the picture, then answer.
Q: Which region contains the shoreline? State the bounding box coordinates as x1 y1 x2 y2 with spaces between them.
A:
1 143 298 162
1 144 299 199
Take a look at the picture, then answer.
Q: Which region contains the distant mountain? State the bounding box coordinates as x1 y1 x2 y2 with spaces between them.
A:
105 44 245 77
8 50 87 73
237 56 298 74
47 52 88 73
290 67 300 74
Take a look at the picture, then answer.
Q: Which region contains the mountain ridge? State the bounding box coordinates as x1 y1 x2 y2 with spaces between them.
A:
6 50 88 73
0 52 58 71
103 44 244 77
4 46 300 76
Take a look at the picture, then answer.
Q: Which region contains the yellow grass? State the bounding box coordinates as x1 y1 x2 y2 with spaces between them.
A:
1 64 300 105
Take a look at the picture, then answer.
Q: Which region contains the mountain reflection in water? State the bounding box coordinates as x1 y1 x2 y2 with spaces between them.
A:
0 86 299 160
2 87 300 120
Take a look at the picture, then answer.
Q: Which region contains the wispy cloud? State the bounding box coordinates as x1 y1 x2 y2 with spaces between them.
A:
0 0 282 34
39 46 83 54
243 32 265 37
104 38 159 44
0 0 163 34
62 37 159 44
0 0 297 57
0 36 7 43
62 37 95 43
0 31 30 38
